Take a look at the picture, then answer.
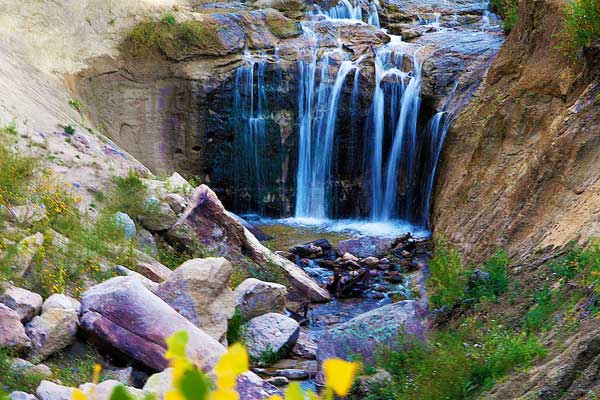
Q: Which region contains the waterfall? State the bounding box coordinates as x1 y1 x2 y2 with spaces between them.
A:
381 55 422 221
314 0 380 26
370 43 406 220
232 52 271 213
295 49 359 219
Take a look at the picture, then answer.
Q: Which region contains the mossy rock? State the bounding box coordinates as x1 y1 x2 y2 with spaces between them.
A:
252 0 305 19
120 14 244 60
264 10 301 39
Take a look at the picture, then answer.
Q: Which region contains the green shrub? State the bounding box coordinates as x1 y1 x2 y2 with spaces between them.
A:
373 322 545 400
428 239 468 309
227 308 245 345
523 286 557 332
559 0 600 54
490 0 519 32
230 260 290 289
0 144 36 205
105 171 149 219
465 249 510 302
120 14 221 58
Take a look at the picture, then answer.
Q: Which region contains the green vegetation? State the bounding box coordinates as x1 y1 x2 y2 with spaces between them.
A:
254 344 280 366
230 260 289 289
490 0 519 32
226 308 245 345
68 99 83 113
64 125 75 135
428 238 467 309
0 127 150 296
0 349 45 395
48 347 100 387
370 323 545 400
559 0 600 55
428 241 509 309
120 13 221 58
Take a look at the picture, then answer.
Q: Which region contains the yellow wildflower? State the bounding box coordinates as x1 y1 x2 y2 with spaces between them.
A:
92 364 102 384
322 358 360 397
213 343 249 390
266 396 284 400
212 388 239 400
71 389 87 400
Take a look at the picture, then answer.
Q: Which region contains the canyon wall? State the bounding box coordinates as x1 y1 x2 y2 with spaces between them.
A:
433 0 600 261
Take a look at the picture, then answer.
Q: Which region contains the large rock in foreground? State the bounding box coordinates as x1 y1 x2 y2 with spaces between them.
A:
168 185 329 302
234 278 287 321
0 304 31 352
243 313 300 363
26 308 79 363
80 276 224 372
0 284 42 322
156 257 236 344
316 300 424 383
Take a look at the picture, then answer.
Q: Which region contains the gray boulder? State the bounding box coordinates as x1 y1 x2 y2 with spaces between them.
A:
243 313 300 363
140 199 177 232
36 381 74 400
315 300 424 384
156 257 235 344
0 304 31 352
41 294 80 314
25 308 79 363
337 236 393 259
9 392 37 400
136 229 159 258
114 212 136 239
10 358 53 378
234 278 287 321
0 285 42 322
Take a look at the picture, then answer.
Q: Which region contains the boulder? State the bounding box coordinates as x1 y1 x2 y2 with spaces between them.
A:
102 367 134 385
0 285 42 322
14 232 45 277
253 0 305 19
163 193 187 214
115 265 159 292
292 331 317 359
25 308 79 363
134 250 172 282
10 358 53 378
0 304 31 352
79 380 145 400
79 276 224 372
9 392 37 400
136 229 159 258
351 369 393 398
315 300 424 384
140 200 177 232
114 212 136 239
361 256 380 267
337 236 393 259
42 294 80 314
143 367 278 400
168 185 329 303
143 368 173 400
243 313 300 363
156 257 235 344
36 381 74 400
234 278 287 321
6 204 46 227
342 252 358 262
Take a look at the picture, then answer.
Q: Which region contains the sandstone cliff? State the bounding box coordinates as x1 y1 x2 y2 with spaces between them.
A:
433 0 600 261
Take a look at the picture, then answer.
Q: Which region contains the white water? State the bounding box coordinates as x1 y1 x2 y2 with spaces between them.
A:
295 25 361 219
261 217 431 238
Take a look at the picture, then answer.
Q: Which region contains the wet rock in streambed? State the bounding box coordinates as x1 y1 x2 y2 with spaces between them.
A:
337 236 393 259
292 331 317 359
315 300 424 384
265 376 289 387
243 313 300 364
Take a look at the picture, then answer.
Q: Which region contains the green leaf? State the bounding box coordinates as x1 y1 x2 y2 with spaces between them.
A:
109 385 136 400
177 367 212 400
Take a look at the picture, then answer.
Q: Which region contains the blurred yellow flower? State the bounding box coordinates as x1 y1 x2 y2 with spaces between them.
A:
71 389 87 400
214 343 249 390
322 358 360 397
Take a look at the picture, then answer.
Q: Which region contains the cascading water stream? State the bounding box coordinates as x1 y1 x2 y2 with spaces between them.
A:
295 43 360 219
381 54 422 221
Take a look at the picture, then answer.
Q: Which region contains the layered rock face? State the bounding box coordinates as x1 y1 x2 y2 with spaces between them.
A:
433 0 600 260
74 0 502 218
